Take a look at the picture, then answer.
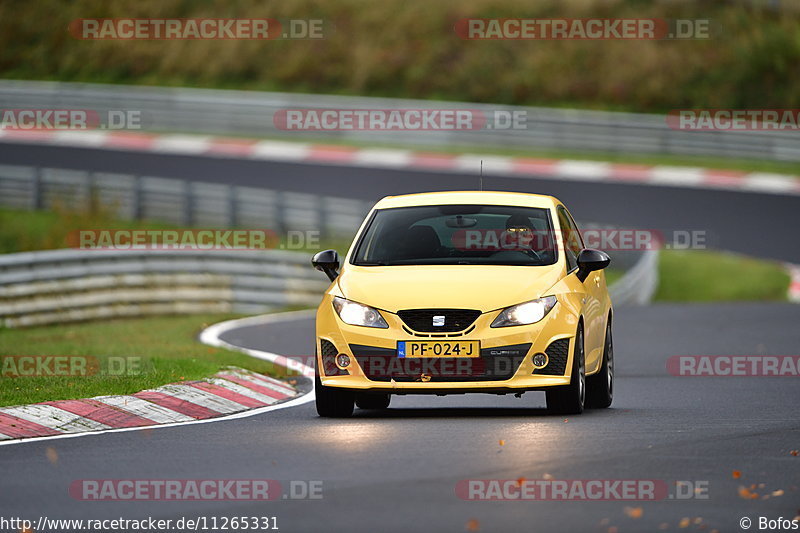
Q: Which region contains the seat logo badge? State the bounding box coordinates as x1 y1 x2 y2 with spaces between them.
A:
432 315 445 327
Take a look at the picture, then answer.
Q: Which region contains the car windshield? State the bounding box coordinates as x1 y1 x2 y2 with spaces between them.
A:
351 204 557 266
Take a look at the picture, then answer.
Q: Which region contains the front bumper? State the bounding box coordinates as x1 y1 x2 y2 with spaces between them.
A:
315 295 579 393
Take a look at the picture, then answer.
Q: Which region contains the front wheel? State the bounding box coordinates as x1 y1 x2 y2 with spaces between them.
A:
546 325 585 415
586 320 614 408
315 355 354 418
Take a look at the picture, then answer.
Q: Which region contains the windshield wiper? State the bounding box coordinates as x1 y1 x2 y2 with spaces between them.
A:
355 261 389 266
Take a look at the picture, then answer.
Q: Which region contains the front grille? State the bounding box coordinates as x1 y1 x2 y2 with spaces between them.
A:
533 338 570 376
351 343 530 382
319 339 347 376
397 309 481 333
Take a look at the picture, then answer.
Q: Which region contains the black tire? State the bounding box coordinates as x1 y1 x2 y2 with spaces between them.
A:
315 355 354 418
546 324 585 415
355 393 391 410
586 320 614 409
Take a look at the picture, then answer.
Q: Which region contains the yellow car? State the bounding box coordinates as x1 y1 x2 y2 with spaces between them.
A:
311 191 613 417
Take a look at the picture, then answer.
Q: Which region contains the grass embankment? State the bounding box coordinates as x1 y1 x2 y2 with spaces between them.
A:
655 249 790 302
2 0 798 113
0 314 283 407
0 206 352 254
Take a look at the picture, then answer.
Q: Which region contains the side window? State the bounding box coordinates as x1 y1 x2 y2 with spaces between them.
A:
557 206 584 271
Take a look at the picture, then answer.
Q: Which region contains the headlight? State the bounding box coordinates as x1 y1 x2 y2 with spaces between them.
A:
332 297 389 328
491 296 557 327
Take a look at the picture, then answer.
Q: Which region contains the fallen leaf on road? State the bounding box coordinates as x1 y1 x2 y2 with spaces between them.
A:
465 518 480 531
739 486 759 499
45 446 58 465
623 506 643 519
732 470 742 479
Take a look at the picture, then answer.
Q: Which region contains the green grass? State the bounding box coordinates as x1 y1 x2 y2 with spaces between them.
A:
655 249 790 302
0 206 176 254
0 314 291 407
2 0 799 114
0 206 354 255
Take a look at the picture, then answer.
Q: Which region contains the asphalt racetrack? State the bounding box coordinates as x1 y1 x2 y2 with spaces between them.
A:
0 141 798 532
0 304 798 532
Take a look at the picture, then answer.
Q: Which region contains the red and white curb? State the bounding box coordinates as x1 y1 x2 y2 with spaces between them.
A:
1 129 799 196
787 264 800 303
0 368 296 441
0 310 316 446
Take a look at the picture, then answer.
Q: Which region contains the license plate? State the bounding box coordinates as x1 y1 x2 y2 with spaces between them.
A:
397 340 480 358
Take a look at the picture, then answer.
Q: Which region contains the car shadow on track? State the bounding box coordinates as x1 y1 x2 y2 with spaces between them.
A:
351 407 619 418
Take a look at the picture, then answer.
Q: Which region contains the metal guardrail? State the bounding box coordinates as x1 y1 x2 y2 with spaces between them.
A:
1 80 797 161
608 248 660 306
0 248 330 327
0 164 372 237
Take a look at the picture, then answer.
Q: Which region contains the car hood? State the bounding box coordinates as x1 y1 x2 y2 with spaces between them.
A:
336 264 564 313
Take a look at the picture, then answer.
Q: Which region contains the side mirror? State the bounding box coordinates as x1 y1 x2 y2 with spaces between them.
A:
312 249 340 282
576 248 610 282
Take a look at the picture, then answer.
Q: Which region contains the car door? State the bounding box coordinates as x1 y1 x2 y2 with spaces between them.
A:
557 206 604 371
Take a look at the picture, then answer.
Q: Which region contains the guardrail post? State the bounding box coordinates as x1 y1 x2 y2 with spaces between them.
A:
228 185 238 228
184 180 194 226
318 196 328 239
32 167 43 210
85 171 94 213
132 175 143 220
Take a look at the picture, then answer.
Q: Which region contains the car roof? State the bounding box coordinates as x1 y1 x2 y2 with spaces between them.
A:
372 191 561 210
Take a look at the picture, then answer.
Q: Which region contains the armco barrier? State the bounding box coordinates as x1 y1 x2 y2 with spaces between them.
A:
0 80 797 161
0 248 330 327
